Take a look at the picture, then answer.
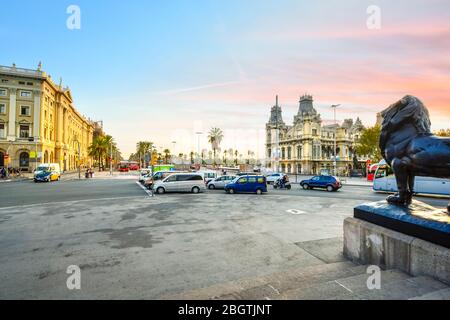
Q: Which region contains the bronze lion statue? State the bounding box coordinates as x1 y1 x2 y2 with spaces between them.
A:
379 95 450 214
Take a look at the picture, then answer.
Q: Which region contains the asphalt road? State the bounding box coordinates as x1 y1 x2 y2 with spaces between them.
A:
0 177 448 299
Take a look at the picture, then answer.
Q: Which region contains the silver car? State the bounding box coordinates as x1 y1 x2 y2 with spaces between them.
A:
153 173 206 194
207 175 236 190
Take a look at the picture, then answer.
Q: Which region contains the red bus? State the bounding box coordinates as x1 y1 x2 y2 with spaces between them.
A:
118 161 140 172
119 161 129 172
128 161 140 171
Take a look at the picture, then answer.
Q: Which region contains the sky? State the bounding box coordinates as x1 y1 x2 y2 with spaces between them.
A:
1 0 449 158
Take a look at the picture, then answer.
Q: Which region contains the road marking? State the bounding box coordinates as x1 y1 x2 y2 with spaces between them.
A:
334 280 354 293
0 195 147 211
286 209 306 215
135 181 153 197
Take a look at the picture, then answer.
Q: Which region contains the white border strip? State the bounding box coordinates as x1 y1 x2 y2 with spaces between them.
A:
135 181 154 197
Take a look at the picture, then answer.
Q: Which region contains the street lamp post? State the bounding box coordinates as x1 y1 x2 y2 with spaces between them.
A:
331 104 341 176
171 141 176 163
73 139 81 179
110 141 113 176
195 132 202 165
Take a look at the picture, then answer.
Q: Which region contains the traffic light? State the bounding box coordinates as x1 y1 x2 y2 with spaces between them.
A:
151 152 158 165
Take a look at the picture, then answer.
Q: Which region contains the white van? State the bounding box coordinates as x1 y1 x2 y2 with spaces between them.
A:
153 173 206 194
34 163 61 182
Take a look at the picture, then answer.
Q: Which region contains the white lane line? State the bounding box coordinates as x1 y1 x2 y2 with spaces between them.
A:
334 280 354 293
135 181 154 197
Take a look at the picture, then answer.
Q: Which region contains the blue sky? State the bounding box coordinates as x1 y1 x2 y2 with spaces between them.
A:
1 0 449 157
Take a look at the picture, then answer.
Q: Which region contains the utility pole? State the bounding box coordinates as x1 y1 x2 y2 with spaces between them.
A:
171 141 176 163
331 104 341 176
110 141 113 176
195 132 202 165
274 95 280 173
77 141 81 179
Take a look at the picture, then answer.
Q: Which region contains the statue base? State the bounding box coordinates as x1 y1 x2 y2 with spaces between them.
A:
354 200 450 249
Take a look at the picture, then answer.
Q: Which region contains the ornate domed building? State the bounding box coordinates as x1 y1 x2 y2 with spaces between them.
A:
266 94 365 175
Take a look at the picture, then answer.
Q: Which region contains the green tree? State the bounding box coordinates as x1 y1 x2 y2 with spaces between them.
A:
136 141 154 167
88 135 113 170
190 151 195 164
223 149 228 165
435 129 450 137
208 127 224 165
163 149 171 164
355 125 382 162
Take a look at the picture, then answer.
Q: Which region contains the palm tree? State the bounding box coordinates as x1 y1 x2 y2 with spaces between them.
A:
190 151 195 164
223 150 228 165
163 149 171 164
234 150 239 166
89 135 112 171
136 141 153 167
207 127 224 166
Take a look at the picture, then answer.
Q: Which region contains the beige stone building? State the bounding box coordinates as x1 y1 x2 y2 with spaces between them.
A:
0 64 95 172
266 95 365 175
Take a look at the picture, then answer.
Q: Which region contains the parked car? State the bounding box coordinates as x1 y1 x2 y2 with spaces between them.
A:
300 175 342 192
144 170 187 189
224 175 267 194
265 173 285 184
34 163 61 182
196 170 218 183
153 173 206 194
207 175 236 189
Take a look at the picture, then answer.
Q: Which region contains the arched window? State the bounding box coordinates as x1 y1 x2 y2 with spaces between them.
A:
19 152 29 168
44 151 49 163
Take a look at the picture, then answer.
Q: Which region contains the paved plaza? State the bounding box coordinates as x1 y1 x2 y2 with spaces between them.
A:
0 175 448 299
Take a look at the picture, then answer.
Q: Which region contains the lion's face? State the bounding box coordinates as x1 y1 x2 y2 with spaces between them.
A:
380 95 431 134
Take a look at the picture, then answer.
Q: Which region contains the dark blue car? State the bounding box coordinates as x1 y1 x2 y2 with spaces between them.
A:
225 175 267 194
300 175 342 192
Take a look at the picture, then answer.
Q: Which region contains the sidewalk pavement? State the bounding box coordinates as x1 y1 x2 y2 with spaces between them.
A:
0 170 133 183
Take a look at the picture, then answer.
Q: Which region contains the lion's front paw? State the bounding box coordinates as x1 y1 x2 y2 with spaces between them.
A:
387 194 402 205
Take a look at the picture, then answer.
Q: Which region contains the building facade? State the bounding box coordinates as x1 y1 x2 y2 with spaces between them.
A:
0 64 95 172
266 95 364 175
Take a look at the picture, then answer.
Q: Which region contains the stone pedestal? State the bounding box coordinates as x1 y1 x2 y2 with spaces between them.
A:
354 200 450 248
344 217 450 285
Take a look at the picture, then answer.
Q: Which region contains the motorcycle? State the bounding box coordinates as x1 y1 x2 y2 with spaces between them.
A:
273 178 292 190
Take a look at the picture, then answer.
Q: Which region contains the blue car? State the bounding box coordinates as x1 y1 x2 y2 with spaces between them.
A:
300 175 342 192
224 175 267 194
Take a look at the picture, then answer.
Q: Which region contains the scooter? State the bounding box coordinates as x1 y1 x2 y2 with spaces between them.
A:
273 179 292 190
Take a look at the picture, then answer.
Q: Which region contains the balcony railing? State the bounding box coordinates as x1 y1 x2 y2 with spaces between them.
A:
0 65 45 78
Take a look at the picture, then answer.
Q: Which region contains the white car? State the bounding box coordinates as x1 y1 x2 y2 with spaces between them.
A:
207 175 236 189
266 173 285 184
153 173 206 194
